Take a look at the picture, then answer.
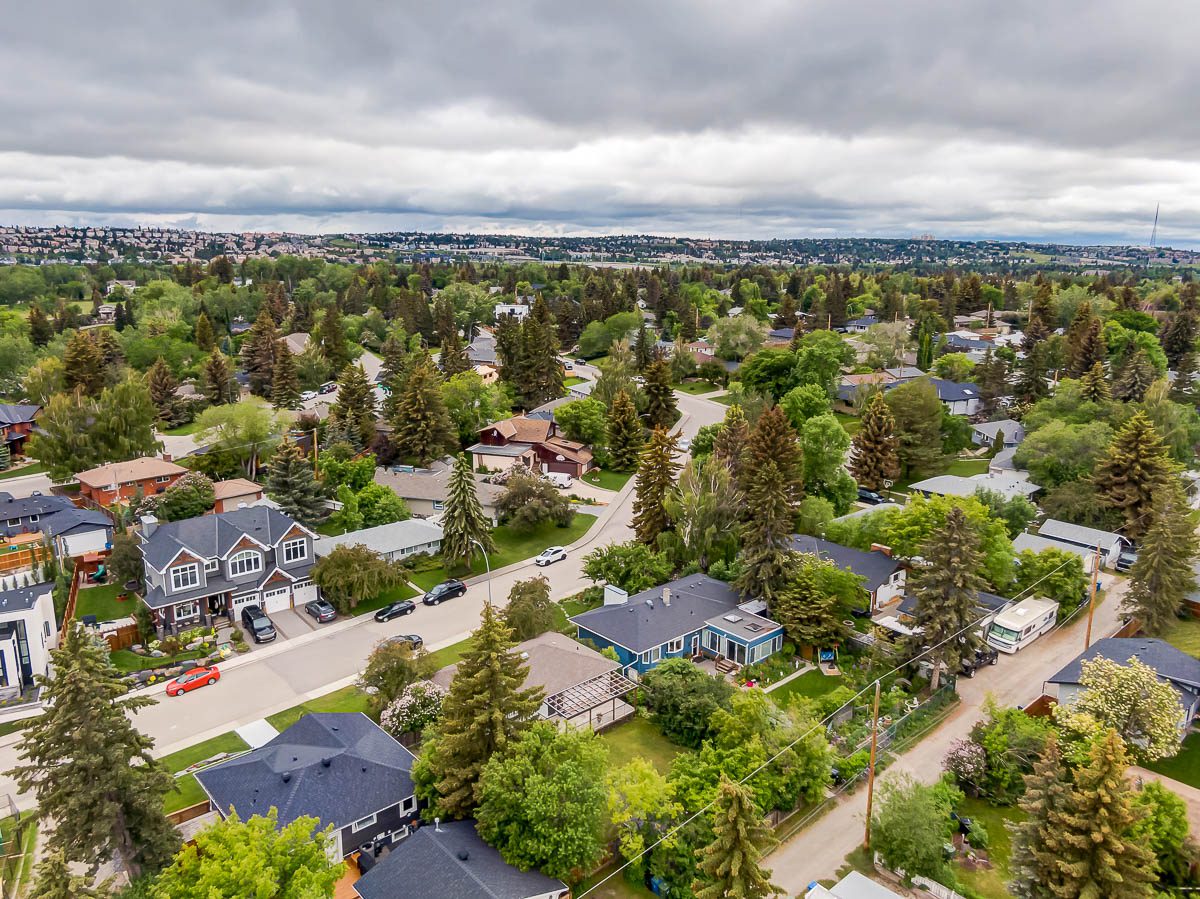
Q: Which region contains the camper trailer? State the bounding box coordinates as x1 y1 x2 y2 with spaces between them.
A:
986 598 1058 654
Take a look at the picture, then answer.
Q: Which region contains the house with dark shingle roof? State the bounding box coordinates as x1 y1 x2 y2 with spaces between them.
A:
0 492 112 559
468 415 594 479
0 580 57 693
196 713 420 859
789 535 905 611
353 819 568 899
0 404 40 456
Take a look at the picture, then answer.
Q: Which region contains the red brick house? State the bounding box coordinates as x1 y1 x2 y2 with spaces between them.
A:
468 415 594 479
0 405 40 457
76 458 188 513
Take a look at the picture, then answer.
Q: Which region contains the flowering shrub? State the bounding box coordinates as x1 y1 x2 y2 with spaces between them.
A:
943 738 987 795
380 681 446 737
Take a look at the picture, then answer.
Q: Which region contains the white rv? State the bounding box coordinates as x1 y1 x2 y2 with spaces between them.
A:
986 598 1058 654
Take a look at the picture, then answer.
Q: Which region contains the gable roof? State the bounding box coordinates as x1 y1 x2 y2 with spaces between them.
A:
926 377 980 402
788 535 901 592
41 507 111 537
0 493 76 520
139 506 310 571
211 478 263 502
898 590 1010 618
481 415 553 444
971 419 1025 443
373 465 504 508
353 819 566 899
1037 519 1126 552
1013 532 1095 564
1048 638 1200 694
196 713 416 831
315 519 444 558
0 404 39 426
76 457 186 488
433 631 616 697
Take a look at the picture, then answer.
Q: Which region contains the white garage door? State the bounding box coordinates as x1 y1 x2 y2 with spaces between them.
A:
262 586 293 614
292 581 319 607
231 592 259 615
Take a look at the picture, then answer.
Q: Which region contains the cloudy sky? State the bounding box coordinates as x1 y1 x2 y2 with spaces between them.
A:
3 1 1199 245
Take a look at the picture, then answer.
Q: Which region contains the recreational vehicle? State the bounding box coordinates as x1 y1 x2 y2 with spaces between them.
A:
986 598 1058 654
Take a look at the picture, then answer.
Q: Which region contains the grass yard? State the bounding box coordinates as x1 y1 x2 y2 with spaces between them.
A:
946 457 991 477
409 514 598 590
599 716 685 776
0 814 38 895
351 581 419 617
1160 616 1200 659
427 636 473 672
582 468 635 491
161 420 204 436
110 648 205 672
0 461 46 481
266 684 371 732
575 863 656 899
953 797 1023 899
1145 732 1200 788
564 376 588 388
833 412 862 436
74 582 136 622
160 732 252 813
672 380 719 395
713 393 736 406
767 670 843 705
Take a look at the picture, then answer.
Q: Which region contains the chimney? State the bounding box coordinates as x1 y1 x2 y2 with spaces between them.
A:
870 543 893 558
603 584 629 606
662 587 671 607
140 514 159 539
161 452 173 463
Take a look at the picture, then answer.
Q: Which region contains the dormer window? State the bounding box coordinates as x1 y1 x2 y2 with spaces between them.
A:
228 550 263 578
171 563 199 592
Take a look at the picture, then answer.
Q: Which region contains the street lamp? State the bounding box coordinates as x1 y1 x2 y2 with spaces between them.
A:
470 538 493 607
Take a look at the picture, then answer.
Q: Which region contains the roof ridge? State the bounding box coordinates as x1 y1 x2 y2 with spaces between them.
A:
423 825 501 899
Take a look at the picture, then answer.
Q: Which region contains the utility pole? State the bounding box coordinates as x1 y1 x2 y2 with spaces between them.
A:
1084 544 1102 649
312 428 319 476
862 679 883 852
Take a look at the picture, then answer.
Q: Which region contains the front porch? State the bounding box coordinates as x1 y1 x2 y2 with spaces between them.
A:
153 591 233 635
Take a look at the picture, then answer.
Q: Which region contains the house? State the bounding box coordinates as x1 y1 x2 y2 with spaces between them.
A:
842 314 878 333
0 404 40 456
566 379 595 400
211 478 264 513
766 327 795 345
570 575 785 675
1013 533 1098 575
105 279 137 295
195 713 420 859
494 302 530 320
989 446 1020 476
805 871 903 899
467 331 499 366
95 303 117 323
469 415 594 479
926 377 981 415
789 535 905 611
971 419 1025 448
1036 519 1128 569
281 332 310 355
315 519 443 563
0 581 57 697
137 506 319 634
353 819 568 899
907 472 1040 502
0 493 111 559
942 331 993 356
897 589 1012 634
433 632 637 732
883 366 925 380
373 463 503 524
76 458 188 513
1047 638 1200 732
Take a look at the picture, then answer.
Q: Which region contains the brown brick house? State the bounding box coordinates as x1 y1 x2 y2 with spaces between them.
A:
468 415 594 479
76 458 188 513
0 405 40 456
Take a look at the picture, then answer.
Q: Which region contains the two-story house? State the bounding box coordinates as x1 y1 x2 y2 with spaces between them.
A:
0 580 57 698
468 415 594 479
137 507 319 634
0 404 40 456
789 535 905 612
77 458 188 514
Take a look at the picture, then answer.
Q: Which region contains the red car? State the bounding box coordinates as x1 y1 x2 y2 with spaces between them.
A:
166 665 220 697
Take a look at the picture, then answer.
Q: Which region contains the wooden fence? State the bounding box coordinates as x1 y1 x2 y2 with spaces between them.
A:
58 566 82 642
0 534 49 576
104 623 141 651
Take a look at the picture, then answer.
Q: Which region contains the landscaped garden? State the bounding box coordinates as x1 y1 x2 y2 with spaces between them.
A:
598 716 685 775
671 379 719 395
0 460 46 481
582 468 635 491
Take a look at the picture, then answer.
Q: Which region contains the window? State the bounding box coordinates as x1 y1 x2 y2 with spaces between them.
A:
156 475 172 483
350 813 377 833
175 600 198 620
5 519 17 528
204 559 218 573
282 538 307 564
432 500 445 511
28 515 38 524
228 551 263 578
665 637 684 653
171 564 199 592
705 631 720 652
402 795 416 812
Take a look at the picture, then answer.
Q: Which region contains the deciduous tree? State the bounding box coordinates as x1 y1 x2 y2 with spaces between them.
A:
311 543 406 614
582 540 674 595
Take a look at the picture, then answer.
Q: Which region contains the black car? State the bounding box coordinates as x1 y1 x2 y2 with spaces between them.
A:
857 487 886 505
318 381 338 394
304 598 337 623
959 647 999 677
374 600 416 622
423 579 467 606
385 634 424 651
240 605 277 643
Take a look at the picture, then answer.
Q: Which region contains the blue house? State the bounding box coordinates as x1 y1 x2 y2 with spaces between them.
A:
570 575 784 675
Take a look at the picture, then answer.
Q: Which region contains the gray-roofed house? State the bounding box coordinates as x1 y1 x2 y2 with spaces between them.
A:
374 462 503 524
0 403 40 456
353 819 568 899
989 446 1019 476
195 712 420 859
0 580 56 696
1047 638 1200 733
908 472 1040 502
925 378 982 415
0 492 112 559
137 507 319 634
1012 533 1098 575
971 419 1026 449
570 575 784 675
789 535 905 611
804 870 904 899
897 590 1012 632
315 519 443 563
1036 519 1128 568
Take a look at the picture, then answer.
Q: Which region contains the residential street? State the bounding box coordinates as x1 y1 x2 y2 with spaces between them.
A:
767 578 1131 893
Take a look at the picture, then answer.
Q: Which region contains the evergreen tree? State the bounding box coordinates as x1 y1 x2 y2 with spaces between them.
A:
519 296 563 409
606 389 644 471
1114 349 1156 402
848 391 900 491
975 347 1010 414
1170 351 1200 406
916 327 934 371
1025 282 1055 349
389 356 456 466
201 349 235 405
905 506 987 688
441 453 494 570
1079 361 1111 403
735 459 797 603
194 311 215 352
439 329 471 377
632 427 680 546
642 356 678 429
1160 307 1199 370
270 339 300 410
6 622 179 878
1069 316 1107 378
29 305 53 347
413 602 542 818
1016 343 1050 402
634 324 654 370
1125 482 1199 634
1008 734 1078 899
146 357 179 423
331 362 377 447
1092 411 1175 538
693 775 782 899
240 305 278 396
739 405 803 502
264 441 327 525
773 557 847 652
63 331 104 397
316 303 350 372
713 403 750 480
28 848 110 899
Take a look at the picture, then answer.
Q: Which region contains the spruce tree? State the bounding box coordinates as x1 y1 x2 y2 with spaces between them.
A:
389 356 456 466
642 356 678 429
1025 281 1054 349
1092 411 1175 538
63 331 104 397
975 347 1010 414
240 305 278 396
6 622 179 878
1160 307 1199 370
735 459 797 603
439 329 471 377
1125 482 1199 634
1008 734 1078 899
634 324 654 370
201 349 235 405
693 776 782 899
905 506 987 689
264 441 327 525
713 403 750 480
848 391 900 491
332 362 377 448
519 296 563 409
28 848 111 899
631 427 679 546
1114 349 1156 402
1069 316 1107 378
1079 361 1111 403
739 405 802 502
415 602 542 818
316 303 350 372
441 453 495 571
772 557 847 652
1171 351 1200 406
146 357 179 423
606 388 644 472
194 311 216 352
29 305 53 346
270 339 300 410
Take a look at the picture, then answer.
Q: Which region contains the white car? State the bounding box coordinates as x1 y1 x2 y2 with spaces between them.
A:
300 390 318 401
534 546 567 567
677 438 692 453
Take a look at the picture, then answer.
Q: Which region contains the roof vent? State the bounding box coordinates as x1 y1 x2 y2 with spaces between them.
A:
723 614 743 623
281 772 291 783
457 850 470 862
321 757 332 768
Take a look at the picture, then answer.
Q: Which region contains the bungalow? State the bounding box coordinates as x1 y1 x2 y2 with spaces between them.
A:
1036 519 1128 569
211 478 264 513
196 713 420 859
76 457 188 513
908 472 1040 503
570 575 784 675
766 327 795 345
942 331 993 357
469 415 594 479
95 303 117 323
0 580 57 697
926 378 981 416
897 589 1012 634
281 332 310 355
315 519 443 563
494 302 530 320
567 379 595 400
0 404 40 456
105 279 137 295
1047 638 1200 733
1013 533 1098 575
805 871 903 899
789 535 905 612
842 314 878 333
971 419 1025 449
374 463 503 525
467 331 498 366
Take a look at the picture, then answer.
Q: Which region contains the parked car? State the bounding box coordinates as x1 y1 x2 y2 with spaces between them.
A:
374 600 416 622
562 360 574 371
304 598 337 623
384 634 424 651
534 546 567 567
959 647 999 678
1115 550 1138 573
318 381 338 395
677 437 692 453
166 664 220 697
423 579 467 605
544 471 572 489
300 390 318 402
240 604 277 643
857 487 886 505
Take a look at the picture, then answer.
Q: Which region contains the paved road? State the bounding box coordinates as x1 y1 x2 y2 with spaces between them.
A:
0 471 55 499
767 579 1131 893
0 387 726 808
300 348 384 416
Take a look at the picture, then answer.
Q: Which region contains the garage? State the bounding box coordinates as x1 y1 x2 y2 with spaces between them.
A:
231 592 259 615
262 586 293 614
292 580 319 607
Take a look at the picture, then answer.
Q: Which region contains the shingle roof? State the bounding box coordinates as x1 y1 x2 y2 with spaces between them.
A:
0 404 39 426
926 377 980 402
1048 638 1200 692
433 631 616 697
0 581 52 616
211 478 263 502
76 457 186 488
0 493 76 520
972 419 1025 443
899 590 1010 618
788 535 901 592
139 506 308 571
1037 519 1125 552
315 519 443 558
480 416 553 444
373 466 503 508
1013 532 1095 564
41 508 111 537
196 713 416 831
353 820 566 899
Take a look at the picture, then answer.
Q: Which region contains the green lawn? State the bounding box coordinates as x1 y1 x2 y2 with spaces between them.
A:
834 412 862 436
0 814 38 895
672 380 719 395
427 637 473 672
410 514 598 590
1145 732 1200 788
564 376 588 388
767 670 843 705
582 469 635 491
0 461 46 481
110 648 205 672
75 582 136 622
598 717 685 776
713 394 736 406
946 457 991 477
265 684 371 732
1160 616 1200 658
351 582 419 617
954 797 1023 899
161 731 250 774
162 420 204 436
165 774 208 813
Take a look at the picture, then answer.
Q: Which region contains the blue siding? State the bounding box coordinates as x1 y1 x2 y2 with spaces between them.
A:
577 623 784 675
